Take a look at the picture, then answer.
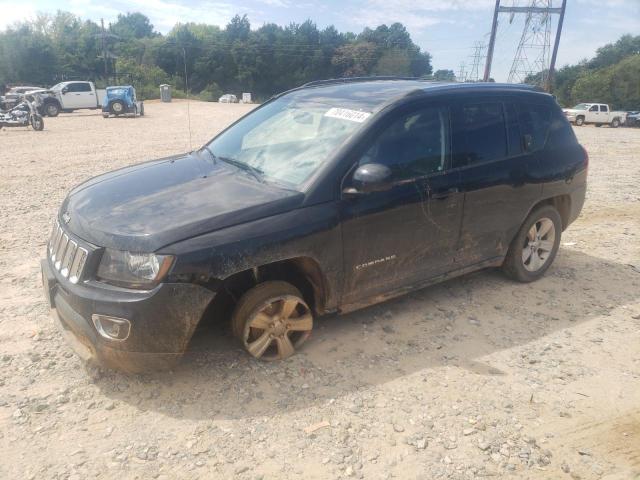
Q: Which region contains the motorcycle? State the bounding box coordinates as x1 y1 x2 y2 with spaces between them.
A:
0 93 44 131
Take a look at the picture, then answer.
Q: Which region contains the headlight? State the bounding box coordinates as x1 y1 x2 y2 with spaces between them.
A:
97 249 174 289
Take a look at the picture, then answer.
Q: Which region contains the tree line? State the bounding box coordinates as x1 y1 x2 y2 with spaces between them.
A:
0 12 432 101
527 34 640 110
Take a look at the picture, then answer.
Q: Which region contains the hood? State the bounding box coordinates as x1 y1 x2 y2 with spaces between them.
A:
62 151 304 251
28 89 55 95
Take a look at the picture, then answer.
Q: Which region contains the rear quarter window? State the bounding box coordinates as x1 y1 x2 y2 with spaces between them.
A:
547 107 578 148
516 102 552 152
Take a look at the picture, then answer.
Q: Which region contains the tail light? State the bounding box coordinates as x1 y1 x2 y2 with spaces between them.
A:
580 145 589 171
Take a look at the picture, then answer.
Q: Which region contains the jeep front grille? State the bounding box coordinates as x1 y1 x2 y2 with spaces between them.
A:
48 221 88 284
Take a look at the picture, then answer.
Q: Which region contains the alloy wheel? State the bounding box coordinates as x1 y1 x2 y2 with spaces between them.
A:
242 295 312 361
522 217 555 272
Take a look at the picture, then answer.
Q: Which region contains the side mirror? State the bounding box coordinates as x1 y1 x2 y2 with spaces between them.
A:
523 134 534 152
61 87 68 94
348 163 393 194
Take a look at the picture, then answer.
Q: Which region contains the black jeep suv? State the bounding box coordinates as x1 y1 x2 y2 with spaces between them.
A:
41 78 587 372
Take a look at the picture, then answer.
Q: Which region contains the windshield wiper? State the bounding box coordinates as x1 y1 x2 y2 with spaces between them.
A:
202 146 264 183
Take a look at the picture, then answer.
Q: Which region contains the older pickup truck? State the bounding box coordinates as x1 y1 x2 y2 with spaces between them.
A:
563 103 627 128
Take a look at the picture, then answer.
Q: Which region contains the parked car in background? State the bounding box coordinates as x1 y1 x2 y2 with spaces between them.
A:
101 86 144 118
563 103 627 127
41 79 587 372
626 111 640 127
218 94 238 103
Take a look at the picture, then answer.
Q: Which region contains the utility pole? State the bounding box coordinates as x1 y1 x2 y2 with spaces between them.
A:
483 0 500 81
483 0 566 89
95 20 119 83
100 19 108 79
547 0 567 91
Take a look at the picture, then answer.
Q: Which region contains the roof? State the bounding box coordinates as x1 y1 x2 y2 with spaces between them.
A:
281 77 546 112
106 85 133 90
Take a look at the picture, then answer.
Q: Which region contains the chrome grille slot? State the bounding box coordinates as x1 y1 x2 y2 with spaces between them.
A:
48 220 90 284
60 240 77 278
69 247 88 284
51 223 63 261
55 233 69 270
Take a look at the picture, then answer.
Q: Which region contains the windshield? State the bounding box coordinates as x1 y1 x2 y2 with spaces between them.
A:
572 103 590 110
203 97 370 187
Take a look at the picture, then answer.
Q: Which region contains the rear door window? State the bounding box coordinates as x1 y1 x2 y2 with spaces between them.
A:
452 102 507 168
516 102 552 152
600 105 608 112
68 83 91 92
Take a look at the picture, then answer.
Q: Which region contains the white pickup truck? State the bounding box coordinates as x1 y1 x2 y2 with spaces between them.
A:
562 103 627 128
30 81 106 117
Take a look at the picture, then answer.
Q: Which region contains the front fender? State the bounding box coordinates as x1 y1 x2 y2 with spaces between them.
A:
159 203 343 311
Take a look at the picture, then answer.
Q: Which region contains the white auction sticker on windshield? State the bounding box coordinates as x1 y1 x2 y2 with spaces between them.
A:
324 107 371 123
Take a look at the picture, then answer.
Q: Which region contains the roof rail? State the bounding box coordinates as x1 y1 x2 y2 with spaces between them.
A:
302 76 421 88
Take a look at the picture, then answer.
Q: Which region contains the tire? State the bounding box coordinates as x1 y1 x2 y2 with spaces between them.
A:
30 115 44 131
575 116 585 126
139 103 144 116
231 281 313 361
44 101 60 117
110 100 125 115
611 118 620 128
502 205 562 283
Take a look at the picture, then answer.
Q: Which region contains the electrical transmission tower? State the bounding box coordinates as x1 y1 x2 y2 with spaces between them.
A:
457 62 467 83
508 0 553 84
468 41 487 82
483 0 567 91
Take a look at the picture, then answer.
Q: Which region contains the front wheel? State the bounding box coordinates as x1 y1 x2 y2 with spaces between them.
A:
232 281 313 361
45 102 60 117
575 116 585 126
502 205 562 282
31 115 44 131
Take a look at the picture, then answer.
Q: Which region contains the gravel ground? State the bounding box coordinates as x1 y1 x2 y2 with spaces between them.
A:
1 101 639 480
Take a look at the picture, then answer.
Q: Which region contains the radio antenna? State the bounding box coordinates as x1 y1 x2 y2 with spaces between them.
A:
182 47 193 151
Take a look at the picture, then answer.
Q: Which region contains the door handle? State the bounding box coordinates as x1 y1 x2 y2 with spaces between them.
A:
431 187 459 200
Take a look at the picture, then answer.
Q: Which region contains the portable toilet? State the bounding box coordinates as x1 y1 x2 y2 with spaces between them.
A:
160 84 172 102
242 92 252 104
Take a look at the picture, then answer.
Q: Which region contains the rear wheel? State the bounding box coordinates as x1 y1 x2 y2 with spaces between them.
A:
139 103 145 116
232 281 313 361
575 116 585 126
611 118 620 128
502 205 562 282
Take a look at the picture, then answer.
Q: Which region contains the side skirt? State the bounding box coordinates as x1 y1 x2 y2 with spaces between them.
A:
338 256 504 314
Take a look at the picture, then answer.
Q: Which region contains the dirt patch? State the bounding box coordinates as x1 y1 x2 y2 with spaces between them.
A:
1 105 639 479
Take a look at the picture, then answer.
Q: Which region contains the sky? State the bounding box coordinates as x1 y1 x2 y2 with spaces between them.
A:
1 0 639 81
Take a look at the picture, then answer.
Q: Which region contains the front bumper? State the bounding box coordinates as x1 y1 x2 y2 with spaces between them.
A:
41 258 215 372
